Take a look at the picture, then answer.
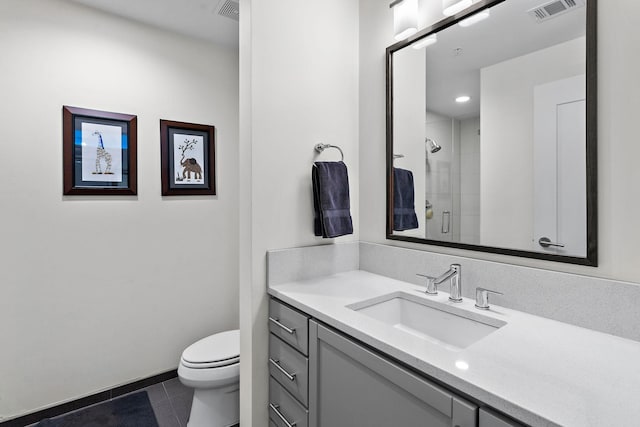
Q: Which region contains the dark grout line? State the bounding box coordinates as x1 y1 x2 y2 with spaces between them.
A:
162 382 169 398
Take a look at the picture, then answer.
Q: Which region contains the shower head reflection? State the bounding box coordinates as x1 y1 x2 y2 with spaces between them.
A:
426 138 441 154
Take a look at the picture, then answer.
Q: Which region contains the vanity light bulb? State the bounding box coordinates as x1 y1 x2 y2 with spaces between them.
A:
412 34 438 49
392 0 419 41
456 95 471 103
458 9 491 27
395 27 418 41
442 0 472 17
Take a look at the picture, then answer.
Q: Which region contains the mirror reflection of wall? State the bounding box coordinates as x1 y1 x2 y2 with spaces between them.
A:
393 46 426 237
480 36 586 255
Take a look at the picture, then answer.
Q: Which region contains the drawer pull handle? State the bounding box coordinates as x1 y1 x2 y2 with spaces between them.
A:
269 317 296 335
269 403 297 427
269 358 297 381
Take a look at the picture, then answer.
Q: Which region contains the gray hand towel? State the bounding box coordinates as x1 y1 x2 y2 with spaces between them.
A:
312 161 353 238
393 167 419 231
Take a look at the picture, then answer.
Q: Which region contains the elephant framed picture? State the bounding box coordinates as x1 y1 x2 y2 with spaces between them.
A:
62 106 137 195
160 120 216 196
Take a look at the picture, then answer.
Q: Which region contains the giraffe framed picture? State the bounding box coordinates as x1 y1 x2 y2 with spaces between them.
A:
160 120 216 196
62 106 137 195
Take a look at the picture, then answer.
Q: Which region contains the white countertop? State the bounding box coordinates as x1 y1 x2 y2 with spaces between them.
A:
268 270 640 427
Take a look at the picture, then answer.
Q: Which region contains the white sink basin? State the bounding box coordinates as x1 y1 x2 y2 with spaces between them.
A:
348 291 506 351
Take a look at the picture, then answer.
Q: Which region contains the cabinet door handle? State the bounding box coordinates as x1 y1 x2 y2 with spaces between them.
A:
269 317 296 335
269 403 297 427
269 358 297 381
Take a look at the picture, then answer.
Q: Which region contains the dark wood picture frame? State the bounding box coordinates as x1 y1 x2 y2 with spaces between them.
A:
63 106 137 195
160 120 216 196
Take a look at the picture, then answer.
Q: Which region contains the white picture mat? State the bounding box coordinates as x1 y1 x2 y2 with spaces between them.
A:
173 133 205 185
81 122 123 183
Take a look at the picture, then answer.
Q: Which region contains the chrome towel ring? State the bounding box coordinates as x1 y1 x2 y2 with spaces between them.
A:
314 143 344 162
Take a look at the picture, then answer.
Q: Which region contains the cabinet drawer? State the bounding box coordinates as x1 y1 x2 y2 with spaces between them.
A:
269 377 309 427
269 299 309 355
269 334 309 406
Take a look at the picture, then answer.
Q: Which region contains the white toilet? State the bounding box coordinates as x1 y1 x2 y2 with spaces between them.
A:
178 329 240 427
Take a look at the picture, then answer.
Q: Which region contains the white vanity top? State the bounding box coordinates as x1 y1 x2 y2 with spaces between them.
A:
268 270 640 427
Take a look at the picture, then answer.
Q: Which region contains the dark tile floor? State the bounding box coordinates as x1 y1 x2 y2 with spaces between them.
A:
135 377 193 427
25 377 193 427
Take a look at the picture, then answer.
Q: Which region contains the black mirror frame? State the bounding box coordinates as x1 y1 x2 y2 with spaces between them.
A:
385 0 597 266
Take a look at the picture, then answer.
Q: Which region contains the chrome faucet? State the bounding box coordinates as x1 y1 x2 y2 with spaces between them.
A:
475 287 503 310
417 264 462 303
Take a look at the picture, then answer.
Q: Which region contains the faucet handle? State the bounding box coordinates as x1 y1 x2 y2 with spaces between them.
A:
475 287 503 310
416 273 438 295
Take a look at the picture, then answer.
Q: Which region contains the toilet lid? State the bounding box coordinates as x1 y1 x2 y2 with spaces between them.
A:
181 329 240 369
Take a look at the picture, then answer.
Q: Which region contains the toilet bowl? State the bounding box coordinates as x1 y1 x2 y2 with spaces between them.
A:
178 329 240 427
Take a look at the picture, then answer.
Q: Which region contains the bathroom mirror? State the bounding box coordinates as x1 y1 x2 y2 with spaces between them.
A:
386 0 597 265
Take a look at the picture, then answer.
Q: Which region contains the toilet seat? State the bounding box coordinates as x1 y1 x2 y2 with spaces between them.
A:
181 329 240 369
178 359 240 389
181 356 239 369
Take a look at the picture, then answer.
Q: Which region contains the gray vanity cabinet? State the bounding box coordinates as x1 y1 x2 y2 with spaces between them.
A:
268 297 524 427
479 408 524 427
308 320 478 427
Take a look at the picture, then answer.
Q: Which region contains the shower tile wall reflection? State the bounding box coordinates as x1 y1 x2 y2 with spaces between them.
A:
459 117 480 244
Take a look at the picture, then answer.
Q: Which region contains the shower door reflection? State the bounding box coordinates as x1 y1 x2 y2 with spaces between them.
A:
424 114 455 242
424 114 480 243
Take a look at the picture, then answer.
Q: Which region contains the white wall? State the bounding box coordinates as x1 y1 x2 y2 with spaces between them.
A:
0 0 239 420
359 0 640 284
239 0 359 425
480 37 585 250
359 1 396 246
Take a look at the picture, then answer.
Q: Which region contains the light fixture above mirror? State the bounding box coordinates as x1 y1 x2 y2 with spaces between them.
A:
390 0 419 41
412 34 438 49
459 9 491 26
443 0 473 16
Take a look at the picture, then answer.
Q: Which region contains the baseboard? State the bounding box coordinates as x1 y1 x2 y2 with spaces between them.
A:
0 369 177 427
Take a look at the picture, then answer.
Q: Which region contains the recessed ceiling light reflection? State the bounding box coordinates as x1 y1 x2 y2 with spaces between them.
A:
455 360 469 370
455 95 471 103
412 34 438 49
459 9 491 27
